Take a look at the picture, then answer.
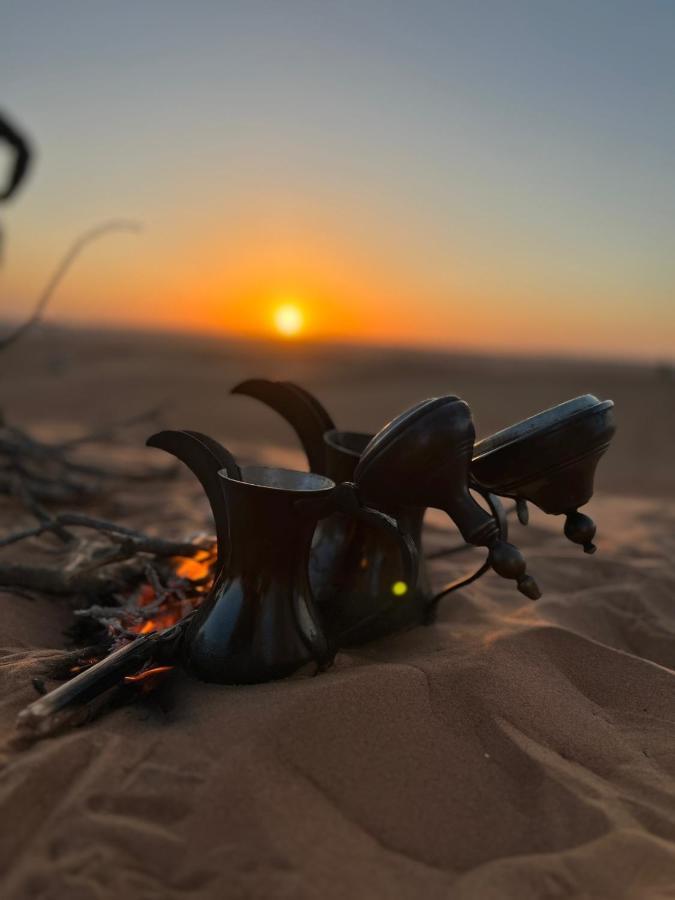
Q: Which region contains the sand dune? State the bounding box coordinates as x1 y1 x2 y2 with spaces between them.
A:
0 331 674 898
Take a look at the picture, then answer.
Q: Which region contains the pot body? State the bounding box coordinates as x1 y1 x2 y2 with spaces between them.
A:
310 430 431 646
183 466 331 684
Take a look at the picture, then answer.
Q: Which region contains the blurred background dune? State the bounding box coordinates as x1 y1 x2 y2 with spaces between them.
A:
1 324 672 497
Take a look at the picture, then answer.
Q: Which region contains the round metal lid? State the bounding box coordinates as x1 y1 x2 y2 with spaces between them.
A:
473 395 613 460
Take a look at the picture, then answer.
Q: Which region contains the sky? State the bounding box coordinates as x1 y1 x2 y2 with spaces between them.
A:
1 0 674 360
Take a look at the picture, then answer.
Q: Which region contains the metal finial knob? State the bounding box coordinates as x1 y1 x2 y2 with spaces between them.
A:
488 539 541 600
564 510 597 554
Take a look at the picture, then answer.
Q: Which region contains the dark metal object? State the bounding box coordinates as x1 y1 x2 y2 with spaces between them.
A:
427 488 509 615
232 379 512 642
233 380 436 644
355 396 542 599
147 435 417 683
20 385 616 720
180 465 334 683
314 433 432 645
471 396 615 553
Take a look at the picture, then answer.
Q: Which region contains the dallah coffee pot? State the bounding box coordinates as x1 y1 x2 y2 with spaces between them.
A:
231 379 435 644
146 431 417 682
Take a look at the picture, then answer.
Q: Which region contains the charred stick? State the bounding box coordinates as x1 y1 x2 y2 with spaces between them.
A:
40 645 112 679
74 604 141 622
17 633 160 727
17 616 192 734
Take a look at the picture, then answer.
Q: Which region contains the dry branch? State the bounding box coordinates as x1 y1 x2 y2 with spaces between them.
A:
0 560 140 596
0 511 208 555
16 616 194 740
0 412 173 503
0 219 141 351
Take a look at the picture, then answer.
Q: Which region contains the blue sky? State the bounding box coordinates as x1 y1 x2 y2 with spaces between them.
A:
2 1 674 358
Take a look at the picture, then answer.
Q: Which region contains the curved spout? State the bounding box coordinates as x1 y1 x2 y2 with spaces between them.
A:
231 379 335 475
146 430 240 571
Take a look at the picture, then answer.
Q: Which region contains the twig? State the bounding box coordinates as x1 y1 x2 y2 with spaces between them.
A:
16 634 160 738
0 415 176 515
54 405 166 450
16 616 192 738
0 511 206 556
0 219 141 351
8 472 74 544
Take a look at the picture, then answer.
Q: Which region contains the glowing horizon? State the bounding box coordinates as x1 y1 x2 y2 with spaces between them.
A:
2 2 674 362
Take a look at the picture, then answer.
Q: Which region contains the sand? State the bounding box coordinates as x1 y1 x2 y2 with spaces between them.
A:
0 328 674 899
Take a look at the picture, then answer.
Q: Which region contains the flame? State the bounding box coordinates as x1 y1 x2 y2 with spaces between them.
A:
125 546 218 637
174 549 213 581
137 613 182 635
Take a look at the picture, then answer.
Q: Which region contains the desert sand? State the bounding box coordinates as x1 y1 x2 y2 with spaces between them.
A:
0 327 674 899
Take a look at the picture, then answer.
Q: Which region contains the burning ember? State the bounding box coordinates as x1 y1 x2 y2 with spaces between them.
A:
69 545 218 683
130 548 215 636
123 665 175 691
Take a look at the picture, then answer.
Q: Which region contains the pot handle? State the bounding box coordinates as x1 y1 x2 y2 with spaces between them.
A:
426 489 508 615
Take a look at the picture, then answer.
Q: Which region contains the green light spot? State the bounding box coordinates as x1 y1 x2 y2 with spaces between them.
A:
391 581 408 597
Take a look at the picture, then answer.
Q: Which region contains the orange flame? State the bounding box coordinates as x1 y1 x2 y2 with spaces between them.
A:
174 549 213 581
124 546 218 637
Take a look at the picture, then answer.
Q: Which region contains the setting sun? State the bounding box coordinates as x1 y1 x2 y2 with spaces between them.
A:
273 303 304 338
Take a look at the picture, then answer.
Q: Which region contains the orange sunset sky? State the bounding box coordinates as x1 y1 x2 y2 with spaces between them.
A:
2 2 674 361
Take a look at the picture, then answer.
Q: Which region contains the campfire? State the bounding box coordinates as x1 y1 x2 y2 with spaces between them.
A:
8 532 219 736
73 546 217 671
102 548 216 639
99 550 217 692
0 403 224 738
